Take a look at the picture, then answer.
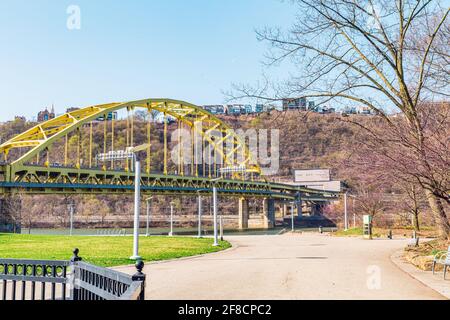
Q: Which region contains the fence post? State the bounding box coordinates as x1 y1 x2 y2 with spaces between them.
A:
132 260 146 300
69 248 82 301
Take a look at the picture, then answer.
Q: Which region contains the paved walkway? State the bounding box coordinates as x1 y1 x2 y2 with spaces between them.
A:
391 250 450 299
115 234 445 300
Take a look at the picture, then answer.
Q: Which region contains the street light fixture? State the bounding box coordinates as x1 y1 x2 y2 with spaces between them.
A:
97 143 150 261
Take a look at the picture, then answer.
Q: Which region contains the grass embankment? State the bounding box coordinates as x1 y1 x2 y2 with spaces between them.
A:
404 239 450 271
334 227 438 239
0 234 231 267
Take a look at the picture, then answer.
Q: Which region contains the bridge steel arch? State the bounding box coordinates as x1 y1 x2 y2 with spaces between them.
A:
0 99 260 175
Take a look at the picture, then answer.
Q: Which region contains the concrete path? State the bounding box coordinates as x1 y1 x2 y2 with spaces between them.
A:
391 250 450 299
115 234 445 300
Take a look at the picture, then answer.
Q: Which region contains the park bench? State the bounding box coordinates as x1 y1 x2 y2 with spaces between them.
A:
0 248 146 300
432 246 450 280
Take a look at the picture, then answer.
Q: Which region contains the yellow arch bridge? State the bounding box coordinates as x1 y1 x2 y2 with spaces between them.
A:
0 99 338 206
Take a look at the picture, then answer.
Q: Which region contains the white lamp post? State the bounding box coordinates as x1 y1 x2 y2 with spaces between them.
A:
212 185 219 246
130 160 142 260
344 192 349 231
210 177 223 247
96 144 150 261
291 202 295 232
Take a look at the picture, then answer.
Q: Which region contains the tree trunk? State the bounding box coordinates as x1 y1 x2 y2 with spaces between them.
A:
425 189 450 239
412 211 420 232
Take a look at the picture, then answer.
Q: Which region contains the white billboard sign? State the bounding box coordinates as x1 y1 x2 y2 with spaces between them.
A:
304 181 341 192
294 169 330 183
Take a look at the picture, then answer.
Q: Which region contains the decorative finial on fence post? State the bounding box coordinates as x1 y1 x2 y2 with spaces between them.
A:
135 260 144 275
132 259 146 300
71 248 82 262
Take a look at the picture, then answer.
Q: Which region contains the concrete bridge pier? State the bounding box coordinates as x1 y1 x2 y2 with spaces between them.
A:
296 196 303 220
239 198 275 230
295 193 303 220
275 204 287 219
238 198 249 230
262 198 275 229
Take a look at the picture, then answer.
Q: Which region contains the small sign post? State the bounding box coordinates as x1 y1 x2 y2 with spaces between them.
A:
363 215 373 240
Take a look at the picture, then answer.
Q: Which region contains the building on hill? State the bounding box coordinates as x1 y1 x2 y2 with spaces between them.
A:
255 104 264 113
203 105 226 115
37 105 55 122
307 101 316 111
282 98 307 111
317 106 336 114
357 106 374 115
342 106 358 115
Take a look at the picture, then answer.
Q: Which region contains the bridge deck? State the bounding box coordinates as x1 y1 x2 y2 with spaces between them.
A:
0 164 338 201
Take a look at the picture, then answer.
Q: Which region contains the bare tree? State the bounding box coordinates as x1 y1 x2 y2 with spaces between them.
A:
229 0 450 238
395 183 427 231
21 195 39 234
1 192 23 233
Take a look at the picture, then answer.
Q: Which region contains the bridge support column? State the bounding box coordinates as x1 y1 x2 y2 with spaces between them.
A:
311 203 323 216
296 196 303 220
263 198 275 229
238 198 249 230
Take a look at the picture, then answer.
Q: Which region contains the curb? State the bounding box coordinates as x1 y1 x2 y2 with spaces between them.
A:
390 249 450 299
112 238 239 270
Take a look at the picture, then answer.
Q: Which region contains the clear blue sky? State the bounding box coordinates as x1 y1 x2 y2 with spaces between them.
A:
0 0 296 121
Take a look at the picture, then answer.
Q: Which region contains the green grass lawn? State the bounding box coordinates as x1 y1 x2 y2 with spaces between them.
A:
0 234 231 267
334 227 382 238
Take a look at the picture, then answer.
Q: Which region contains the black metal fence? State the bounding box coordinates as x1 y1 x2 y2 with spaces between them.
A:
0 249 146 301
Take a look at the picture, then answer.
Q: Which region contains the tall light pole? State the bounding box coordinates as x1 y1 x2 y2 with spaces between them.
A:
212 185 219 246
96 143 149 261
344 192 349 231
210 177 223 247
129 144 151 260
130 160 142 260
145 197 152 237
291 202 295 232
